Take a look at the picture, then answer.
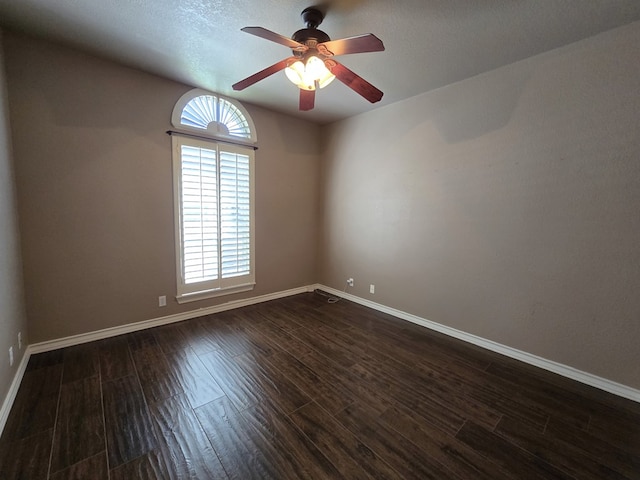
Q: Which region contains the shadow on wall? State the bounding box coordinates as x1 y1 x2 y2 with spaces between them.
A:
406 62 534 144
4 31 183 138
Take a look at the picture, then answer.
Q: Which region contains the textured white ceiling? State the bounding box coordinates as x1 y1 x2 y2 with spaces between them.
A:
1 0 639 124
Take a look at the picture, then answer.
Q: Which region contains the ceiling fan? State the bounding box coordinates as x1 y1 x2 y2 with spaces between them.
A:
232 7 385 111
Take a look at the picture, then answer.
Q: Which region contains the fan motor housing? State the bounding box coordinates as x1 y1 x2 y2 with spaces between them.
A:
292 28 331 45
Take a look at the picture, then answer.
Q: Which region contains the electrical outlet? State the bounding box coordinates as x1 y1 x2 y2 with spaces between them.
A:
158 295 167 307
347 278 354 287
9 346 14 367
18 332 22 350
370 284 375 294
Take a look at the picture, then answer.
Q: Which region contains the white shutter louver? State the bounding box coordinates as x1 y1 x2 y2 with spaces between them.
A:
220 151 251 278
181 145 219 284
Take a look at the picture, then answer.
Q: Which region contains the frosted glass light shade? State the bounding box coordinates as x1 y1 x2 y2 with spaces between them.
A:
285 56 335 91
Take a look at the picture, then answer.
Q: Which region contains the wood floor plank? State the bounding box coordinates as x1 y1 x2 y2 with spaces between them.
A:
152 323 192 353
50 376 105 474
471 361 590 429
373 357 507 430
109 450 167 480
233 352 311 415
26 349 64 372
313 323 378 362
349 360 467 436
208 309 246 327
195 397 301 480
298 349 412 420
149 393 229 479
253 304 306 332
265 350 354 414
289 326 360 368
198 318 254 357
177 318 223 355
218 323 281 359
299 355 370 409
333 323 504 429
248 319 315 358
1 364 62 441
460 374 551 431
341 305 493 370
127 329 159 351
494 416 629 480
288 401 400 479
494 355 640 416
379 404 516 480
418 333 495 371
195 395 279 479
587 407 640 456
335 402 461 479
455 421 576 480
545 417 640 479
339 323 517 432
0 428 53 480
49 451 109 480
486 362 590 408
222 305 269 329
130 344 184 404
241 401 343 480
98 335 135 382
282 292 329 310
199 350 267 411
61 343 100 384
298 307 355 332
102 375 157 469
163 348 225 408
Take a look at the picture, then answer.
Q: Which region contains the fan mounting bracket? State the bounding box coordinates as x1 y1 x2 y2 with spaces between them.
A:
301 7 324 29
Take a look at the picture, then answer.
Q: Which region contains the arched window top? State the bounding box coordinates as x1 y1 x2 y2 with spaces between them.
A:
171 89 257 144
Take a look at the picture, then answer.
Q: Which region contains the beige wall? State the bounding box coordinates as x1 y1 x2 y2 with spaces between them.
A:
4 32 320 343
320 22 640 389
0 31 28 404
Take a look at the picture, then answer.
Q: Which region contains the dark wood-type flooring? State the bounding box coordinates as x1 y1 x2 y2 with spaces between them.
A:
1 292 639 479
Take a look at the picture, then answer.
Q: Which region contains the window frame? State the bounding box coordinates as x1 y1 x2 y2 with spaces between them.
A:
172 134 255 303
170 90 256 304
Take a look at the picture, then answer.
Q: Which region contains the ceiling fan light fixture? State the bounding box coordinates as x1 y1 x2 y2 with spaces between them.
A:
285 56 335 91
233 7 384 110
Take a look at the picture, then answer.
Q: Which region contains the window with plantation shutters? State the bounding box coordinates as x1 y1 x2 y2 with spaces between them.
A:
170 90 256 303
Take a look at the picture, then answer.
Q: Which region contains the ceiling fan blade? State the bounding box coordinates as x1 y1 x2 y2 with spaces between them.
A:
299 89 315 111
319 33 385 56
241 26 305 50
326 60 383 103
232 57 296 91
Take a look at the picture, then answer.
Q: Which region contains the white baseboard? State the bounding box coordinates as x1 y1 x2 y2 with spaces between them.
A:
0 349 31 436
29 285 312 354
315 284 640 403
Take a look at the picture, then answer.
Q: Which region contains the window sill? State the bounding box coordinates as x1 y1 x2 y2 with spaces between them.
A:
176 282 255 304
